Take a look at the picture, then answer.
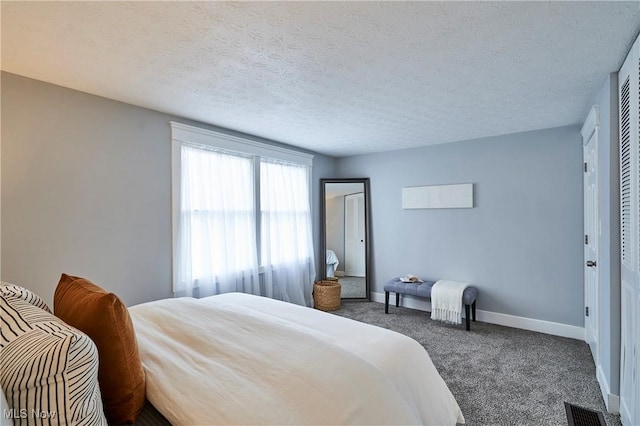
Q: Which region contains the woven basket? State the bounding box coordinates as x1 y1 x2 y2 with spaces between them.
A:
313 280 341 311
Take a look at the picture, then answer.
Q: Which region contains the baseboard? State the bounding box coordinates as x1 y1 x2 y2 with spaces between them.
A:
371 292 585 340
620 399 632 426
607 395 620 415
596 366 620 414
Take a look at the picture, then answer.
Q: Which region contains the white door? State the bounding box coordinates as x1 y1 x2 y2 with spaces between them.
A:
619 32 640 426
345 193 365 277
582 107 599 366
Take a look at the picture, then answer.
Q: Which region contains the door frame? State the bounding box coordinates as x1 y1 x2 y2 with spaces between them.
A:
344 192 366 277
582 105 600 365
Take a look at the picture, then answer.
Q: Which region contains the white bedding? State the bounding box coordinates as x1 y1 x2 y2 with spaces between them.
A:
129 293 464 425
326 249 339 277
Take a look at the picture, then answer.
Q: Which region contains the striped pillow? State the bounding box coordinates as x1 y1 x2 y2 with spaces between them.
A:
0 282 51 312
0 294 107 425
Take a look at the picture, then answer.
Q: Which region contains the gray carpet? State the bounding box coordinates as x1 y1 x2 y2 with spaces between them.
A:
333 301 621 426
339 276 367 298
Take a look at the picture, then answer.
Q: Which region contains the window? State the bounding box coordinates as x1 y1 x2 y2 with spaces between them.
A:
260 159 313 264
171 122 315 306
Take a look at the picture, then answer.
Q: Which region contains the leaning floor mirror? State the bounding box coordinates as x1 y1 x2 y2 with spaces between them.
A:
320 178 371 300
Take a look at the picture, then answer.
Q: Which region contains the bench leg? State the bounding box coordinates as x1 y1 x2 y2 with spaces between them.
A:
465 304 471 331
472 300 477 322
395 293 400 307
385 291 389 314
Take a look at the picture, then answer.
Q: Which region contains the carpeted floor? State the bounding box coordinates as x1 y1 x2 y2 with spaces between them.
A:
339 276 367 298
333 301 621 426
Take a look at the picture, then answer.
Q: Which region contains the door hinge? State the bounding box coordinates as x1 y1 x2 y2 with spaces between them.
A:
584 162 588 172
585 234 588 245
585 307 589 317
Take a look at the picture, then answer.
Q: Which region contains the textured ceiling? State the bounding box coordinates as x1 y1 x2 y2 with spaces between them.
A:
2 2 640 157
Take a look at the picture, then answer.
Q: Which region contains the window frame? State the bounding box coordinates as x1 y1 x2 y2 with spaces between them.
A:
170 121 314 287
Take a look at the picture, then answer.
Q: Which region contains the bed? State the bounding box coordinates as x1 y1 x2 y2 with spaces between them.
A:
326 248 340 277
129 292 465 425
2 278 464 425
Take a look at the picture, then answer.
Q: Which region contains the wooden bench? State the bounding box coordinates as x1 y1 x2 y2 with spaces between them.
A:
384 278 479 331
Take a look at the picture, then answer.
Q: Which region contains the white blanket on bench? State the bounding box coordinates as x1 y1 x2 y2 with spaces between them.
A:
431 280 468 325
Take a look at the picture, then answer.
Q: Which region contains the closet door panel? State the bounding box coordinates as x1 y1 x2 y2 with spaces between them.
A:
619 32 640 426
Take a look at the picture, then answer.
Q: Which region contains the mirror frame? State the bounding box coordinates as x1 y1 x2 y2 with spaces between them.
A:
320 178 371 300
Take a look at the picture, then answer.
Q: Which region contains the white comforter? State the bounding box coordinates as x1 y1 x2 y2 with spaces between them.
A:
129 293 464 425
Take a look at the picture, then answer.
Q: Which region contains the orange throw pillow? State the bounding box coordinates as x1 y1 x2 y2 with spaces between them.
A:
54 274 145 424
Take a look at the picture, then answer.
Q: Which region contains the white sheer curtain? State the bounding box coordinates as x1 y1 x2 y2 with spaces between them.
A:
260 159 316 306
174 144 260 298
174 144 315 306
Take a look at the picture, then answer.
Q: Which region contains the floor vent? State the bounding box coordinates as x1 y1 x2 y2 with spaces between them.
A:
564 402 606 426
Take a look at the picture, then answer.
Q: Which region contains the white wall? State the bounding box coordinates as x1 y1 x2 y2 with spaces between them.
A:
325 196 345 270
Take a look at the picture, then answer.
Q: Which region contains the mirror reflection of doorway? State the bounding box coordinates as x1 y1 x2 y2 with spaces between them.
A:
324 182 367 299
344 192 365 277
